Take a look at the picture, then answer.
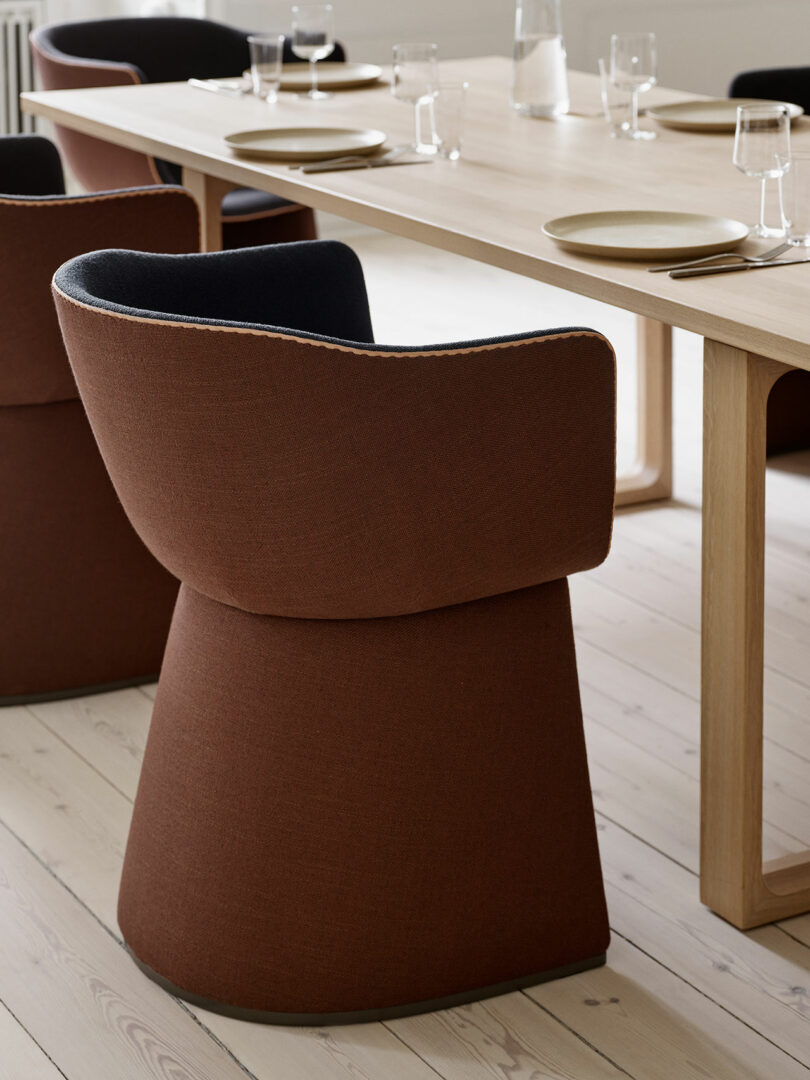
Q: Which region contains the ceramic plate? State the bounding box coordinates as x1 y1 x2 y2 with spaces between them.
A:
647 98 804 133
542 211 750 259
242 62 383 91
224 126 386 161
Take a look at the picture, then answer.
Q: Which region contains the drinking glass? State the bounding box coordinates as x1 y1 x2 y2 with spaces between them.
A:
733 104 790 238
291 4 335 100
392 43 439 155
780 150 810 246
248 34 285 103
609 31 656 140
598 57 632 137
434 81 468 159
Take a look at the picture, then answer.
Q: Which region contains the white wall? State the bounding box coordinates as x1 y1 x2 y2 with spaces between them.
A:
561 0 810 97
41 0 810 98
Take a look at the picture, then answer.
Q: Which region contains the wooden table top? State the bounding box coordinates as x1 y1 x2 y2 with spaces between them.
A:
22 56 810 369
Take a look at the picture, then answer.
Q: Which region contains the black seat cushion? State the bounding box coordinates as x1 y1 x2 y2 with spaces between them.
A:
0 134 65 196
730 67 810 112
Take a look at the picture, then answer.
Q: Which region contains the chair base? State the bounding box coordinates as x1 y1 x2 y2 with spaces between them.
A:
119 582 609 1021
126 946 607 1026
0 672 158 708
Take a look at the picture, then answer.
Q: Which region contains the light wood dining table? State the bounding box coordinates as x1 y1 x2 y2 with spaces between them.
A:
22 56 810 930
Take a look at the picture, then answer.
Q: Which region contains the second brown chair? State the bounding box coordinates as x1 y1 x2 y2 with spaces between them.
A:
30 16 328 249
0 134 198 701
54 239 616 1024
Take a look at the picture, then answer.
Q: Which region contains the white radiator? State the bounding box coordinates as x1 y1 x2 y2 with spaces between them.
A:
0 0 41 134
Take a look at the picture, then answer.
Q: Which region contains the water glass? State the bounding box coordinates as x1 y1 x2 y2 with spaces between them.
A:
733 104 790 238
434 82 468 160
609 32 656 140
392 43 439 154
291 4 335 100
780 150 810 245
511 0 569 118
598 57 632 137
248 34 285 103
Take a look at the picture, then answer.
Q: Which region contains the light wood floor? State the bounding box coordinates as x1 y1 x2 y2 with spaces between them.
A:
2 222 810 1080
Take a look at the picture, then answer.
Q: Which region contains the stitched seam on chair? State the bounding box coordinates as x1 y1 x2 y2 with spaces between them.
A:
52 284 613 358
2 189 202 249
0 187 192 208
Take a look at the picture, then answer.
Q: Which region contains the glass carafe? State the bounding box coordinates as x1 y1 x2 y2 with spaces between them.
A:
511 0 569 118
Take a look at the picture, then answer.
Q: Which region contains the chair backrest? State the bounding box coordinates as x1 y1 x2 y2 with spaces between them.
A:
31 17 346 189
729 66 810 112
0 134 199 406
53 241 616 620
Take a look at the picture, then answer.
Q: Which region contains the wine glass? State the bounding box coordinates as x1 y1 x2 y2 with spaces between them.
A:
291 4 335 101
609 32 657 140
392 43 439 155
733 104 790 238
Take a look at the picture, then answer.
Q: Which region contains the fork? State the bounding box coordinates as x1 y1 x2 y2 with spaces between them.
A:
648 240 791 273
289 148 407 172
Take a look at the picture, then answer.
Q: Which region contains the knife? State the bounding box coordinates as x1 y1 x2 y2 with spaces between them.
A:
300 158 431 174
669 258 810 279
188 78 249 97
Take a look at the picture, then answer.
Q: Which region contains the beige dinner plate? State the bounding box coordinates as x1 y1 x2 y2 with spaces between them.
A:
647 97 804 133
242 62 384 90
542 211 750 260
224 126 386 161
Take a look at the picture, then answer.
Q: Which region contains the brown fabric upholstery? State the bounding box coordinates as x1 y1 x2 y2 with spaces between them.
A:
120 580 609 1018
53 242 615 1021
0 403 180 698
0 179 199 700
30 20 317 248
49 306 615 618
1 187 200 405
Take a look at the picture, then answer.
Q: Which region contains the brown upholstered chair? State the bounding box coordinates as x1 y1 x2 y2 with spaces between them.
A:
29 16 333 249
54 240 616 1024
0 134 198 702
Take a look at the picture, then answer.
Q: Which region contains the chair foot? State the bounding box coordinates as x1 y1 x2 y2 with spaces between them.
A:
126 947 608 1026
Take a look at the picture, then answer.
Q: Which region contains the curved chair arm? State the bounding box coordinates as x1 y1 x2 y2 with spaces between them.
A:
54 245 615 619
2 187 199 406
729 67 810 112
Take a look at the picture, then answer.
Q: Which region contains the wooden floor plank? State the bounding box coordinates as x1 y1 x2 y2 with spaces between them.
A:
526 933 810 1080
27 689 152 799
3 701 809 1078
0 822 255 1080
600 819 810 1066
0 1002 64 1080
385 992 627 1080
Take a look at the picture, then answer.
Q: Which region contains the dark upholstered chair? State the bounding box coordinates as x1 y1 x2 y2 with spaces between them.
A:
53 239 616 1024
730 66 810 455
29 17 343 248
0 134 197 702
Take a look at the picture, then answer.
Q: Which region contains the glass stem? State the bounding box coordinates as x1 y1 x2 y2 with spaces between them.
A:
760 177 768 233
630 89 639 135
310 58 318 96
777 174 786 232
414 100 423 149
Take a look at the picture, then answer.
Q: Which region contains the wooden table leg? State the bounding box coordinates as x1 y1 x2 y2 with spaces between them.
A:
700 338 810 929
181 167 235 252
614 316 673 507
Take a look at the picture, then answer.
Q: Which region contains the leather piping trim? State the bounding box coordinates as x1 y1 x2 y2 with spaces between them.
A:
4 188 202 252
52 284 616 361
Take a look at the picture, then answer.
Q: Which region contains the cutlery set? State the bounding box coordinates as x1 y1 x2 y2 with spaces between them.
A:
650 240 809 278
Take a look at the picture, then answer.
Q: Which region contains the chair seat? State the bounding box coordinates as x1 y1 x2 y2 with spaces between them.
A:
221 186 297 220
